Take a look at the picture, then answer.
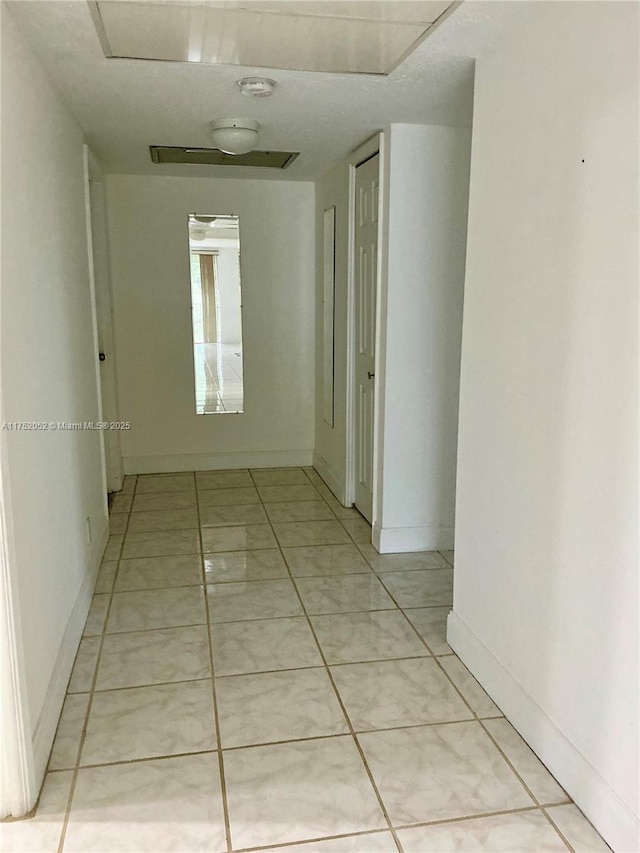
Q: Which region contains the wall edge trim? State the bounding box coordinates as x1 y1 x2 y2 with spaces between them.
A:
31 518 109 785
124 450 314 475
447 610 639 853
312 451 346 503
373 524 454 553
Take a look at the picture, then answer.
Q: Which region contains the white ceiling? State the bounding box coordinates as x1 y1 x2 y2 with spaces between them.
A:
8 1 531 181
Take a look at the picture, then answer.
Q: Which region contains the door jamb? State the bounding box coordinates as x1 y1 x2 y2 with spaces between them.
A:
83 145 109 507
0 435 36 818
344 132 386 528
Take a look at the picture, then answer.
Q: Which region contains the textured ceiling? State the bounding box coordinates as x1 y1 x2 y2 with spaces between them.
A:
7 1 531 181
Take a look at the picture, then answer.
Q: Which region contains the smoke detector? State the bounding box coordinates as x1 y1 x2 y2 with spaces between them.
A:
237 77 276 98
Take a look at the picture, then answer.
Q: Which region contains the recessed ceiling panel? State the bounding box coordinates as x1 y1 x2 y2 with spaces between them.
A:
150 146 299 168
93 1 453 74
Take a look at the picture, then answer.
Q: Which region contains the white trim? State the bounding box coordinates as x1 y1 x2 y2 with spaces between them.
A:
447 611 639 853
0 439 36 818
31 519 108 785
312 451 345 503
345 133 385 518
87 159 124 494
83 145 109 509
373 524 454 554
344 159 357 506
124 450 313 475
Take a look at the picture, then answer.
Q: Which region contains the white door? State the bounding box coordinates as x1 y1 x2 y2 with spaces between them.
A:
354 153 379 522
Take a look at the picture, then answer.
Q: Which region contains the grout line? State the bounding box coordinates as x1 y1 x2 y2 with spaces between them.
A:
390 803 548 832
232 827 395 853
302 467 574 852
56 474 140 853
194 472 233 853
541 806 581 853
72 675 212 695
247 469 405 853
71 747 219 773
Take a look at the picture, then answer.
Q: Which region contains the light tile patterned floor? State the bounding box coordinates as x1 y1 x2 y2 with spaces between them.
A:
3 468 611 853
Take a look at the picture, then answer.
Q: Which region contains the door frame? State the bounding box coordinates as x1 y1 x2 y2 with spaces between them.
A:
0 426 37 818
85 146 123 494
344 132 386 529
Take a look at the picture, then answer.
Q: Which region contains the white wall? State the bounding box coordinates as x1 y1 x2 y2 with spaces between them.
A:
106 175 315 472
313 126 471 540
450 3 639 851
375 124 471 552
0 6 108 807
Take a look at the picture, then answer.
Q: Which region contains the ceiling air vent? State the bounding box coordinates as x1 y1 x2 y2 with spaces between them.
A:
150 146 298 169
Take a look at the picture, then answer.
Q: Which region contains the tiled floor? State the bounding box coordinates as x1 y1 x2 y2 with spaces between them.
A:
4 468 611 853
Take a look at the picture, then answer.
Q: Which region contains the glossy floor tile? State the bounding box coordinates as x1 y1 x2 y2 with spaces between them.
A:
209 616 321 678
403 605 452 655
311 610 429 664
378 567 454 608
126 507 199 532
284 543 372 576
114 554 202 591
12 468 605 853
201 522 277 552
274 519 351 547
207 578 303 622
204 548 288 583
81 680 216 765
545 804 612 852
136 473 195 494
224 736 387 849
64 753 226 852
265 499 336 522
106 586 206 633
330 657 472 731
96 625 211 690
121 528 201 558
199 503 268 527
358 722 534 824
398 811 568 852
216 667 349 747
296 573 396 615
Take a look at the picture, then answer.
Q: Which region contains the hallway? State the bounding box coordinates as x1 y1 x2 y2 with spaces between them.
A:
4 469 607 852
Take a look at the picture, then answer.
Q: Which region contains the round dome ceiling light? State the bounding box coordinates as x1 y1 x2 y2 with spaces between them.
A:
211 118 260 155
237 77 276 98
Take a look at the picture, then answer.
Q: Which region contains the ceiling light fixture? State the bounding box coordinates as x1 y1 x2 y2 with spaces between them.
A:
237 77 276 98
211 118 259 155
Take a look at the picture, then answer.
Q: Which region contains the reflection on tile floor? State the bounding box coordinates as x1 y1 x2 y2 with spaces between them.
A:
194 342 244 414
6 468 609 853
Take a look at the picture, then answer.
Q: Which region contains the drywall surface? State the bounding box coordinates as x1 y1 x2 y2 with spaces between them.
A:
105 175 315 471
313 159 350 499
376 123 471 551
1 4 107 775
453 3 638 849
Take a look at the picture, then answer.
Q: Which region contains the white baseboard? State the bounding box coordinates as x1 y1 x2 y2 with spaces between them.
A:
124 450 314 475
312 452 346 503
447 611 639 853
372 524 454 553
31 518 109 785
